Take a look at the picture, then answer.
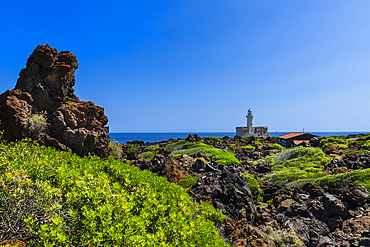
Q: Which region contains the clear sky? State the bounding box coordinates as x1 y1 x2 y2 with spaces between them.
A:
1 1 370 132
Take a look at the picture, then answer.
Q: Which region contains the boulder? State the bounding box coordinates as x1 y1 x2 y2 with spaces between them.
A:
127 140 144 145
343 183 369 203
0 45 110 158
193 151 210 161
227 218 274 247
303 183 324 196
185 134 201 143
282 217 332 247
163 157 188 183
322 193 345 216
277 198 295 213
0 239 27 247
323 145 343 155
316 236 337 247
343 215 370 234
177 154 195 169
127 152 138 160
359 231 370 247
192 158 206 171
189 169 256 221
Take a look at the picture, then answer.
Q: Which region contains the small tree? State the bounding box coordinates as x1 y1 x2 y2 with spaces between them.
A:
29 112 48 138
108 140 123 159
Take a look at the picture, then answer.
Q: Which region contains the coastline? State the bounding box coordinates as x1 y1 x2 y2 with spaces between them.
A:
110 131 370 144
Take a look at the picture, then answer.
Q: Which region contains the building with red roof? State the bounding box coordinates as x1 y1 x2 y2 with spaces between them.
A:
277 132 318 148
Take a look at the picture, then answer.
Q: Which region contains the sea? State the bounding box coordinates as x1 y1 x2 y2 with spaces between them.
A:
109 132 369 144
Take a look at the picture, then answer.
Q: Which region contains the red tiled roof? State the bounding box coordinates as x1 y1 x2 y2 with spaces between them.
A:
278 132 306 139
293 140 309 145
346 137 359 141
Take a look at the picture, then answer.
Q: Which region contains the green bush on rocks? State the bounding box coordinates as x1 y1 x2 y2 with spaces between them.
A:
242 174 263 203
138 151 155 160
268 143 285 150
166 140 240 165
0 139 228 246
178 176 199 190
266 146 330 183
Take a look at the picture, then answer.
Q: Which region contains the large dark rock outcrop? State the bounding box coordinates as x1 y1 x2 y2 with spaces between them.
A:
0 45 110 158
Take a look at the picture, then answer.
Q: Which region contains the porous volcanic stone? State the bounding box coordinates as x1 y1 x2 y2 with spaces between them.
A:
343 183 369 203
0 45 110 158
322 193 345 216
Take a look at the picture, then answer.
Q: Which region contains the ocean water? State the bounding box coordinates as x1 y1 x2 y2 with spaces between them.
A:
110 132 369 144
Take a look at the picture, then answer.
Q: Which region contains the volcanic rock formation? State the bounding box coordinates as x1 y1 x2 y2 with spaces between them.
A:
0 45 110 158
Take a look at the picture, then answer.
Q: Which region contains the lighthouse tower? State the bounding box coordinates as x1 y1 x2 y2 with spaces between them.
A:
247 109 253 128
236 109 270 138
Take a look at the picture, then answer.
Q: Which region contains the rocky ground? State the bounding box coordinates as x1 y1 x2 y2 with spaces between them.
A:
121 134 370 247
1 45 369 246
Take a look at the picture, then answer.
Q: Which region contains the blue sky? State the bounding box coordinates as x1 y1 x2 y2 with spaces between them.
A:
1 1 370 132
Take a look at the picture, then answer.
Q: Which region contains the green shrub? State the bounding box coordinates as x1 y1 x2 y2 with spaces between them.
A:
108 140 122 159
167 140 240 165
355 139 370 149
205 137 222 143
127 145 139 153
268 143 285 150
255 140 262 145
178 176 199 190
242 174 262 203
204 148 240 165
318 135 365 148
173 153 182 159
314 168 370 192
265 146 330 183
240 145 255 150
263 226 304 247
241 136 256 141
145 145 162 151
139 151 155 160
344 150 370 155
274 146 330 166
29 112 47 138
0 140 228 246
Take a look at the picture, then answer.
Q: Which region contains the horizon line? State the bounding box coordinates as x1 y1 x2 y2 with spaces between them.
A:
109 130 370 133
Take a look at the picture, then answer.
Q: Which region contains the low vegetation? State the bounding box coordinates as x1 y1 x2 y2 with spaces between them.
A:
127 145 140 153
241 136 256 142
263 226 304 247
320 136 351 148
205 137 222 143
315 168 370 192
138 151 155 160
166 140 240 165
242 174 262 203
0 139 227 246
178 176 199 191
240 145 255 150
268 143 285 151
108 140 122 159
320 134 370 149
28 112 48 138
255 140 262 145
145 145 162 151
265 146 331 183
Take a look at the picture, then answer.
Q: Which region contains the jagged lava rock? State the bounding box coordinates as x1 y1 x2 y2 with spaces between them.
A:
0 45 110 158
343 183 369 203
322 193 345 216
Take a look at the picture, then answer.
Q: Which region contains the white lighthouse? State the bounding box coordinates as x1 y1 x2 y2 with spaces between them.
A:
246 109 253 128
236 109 271 138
